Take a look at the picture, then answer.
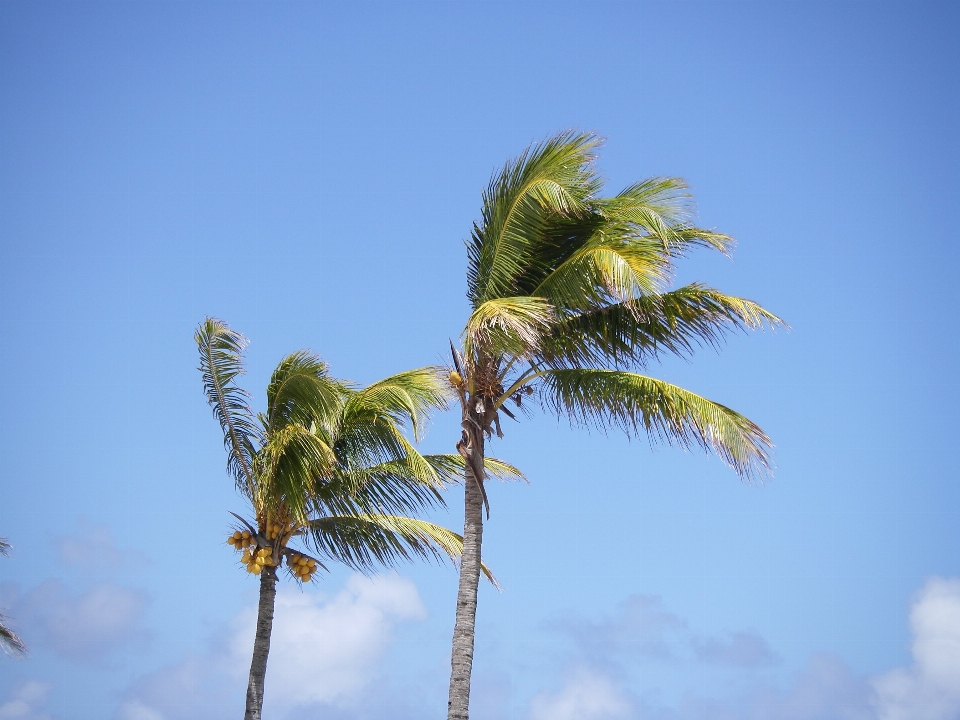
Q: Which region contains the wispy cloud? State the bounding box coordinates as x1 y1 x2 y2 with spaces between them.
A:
556 594 775 669
55 521 149 577
0 681 53 720
9 579 148 662
535 577 960 720
558 594 687 662
692 631 778 668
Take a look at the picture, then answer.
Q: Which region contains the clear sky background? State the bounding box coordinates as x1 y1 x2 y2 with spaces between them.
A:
1 2 959 719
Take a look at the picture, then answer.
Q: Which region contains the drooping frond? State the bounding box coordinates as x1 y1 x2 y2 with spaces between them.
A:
266 351 346 432
464 297 556 361
0 615 26 658
420 453 526 484
196 318 261 496
540 369 772 479
540 284 784 369
319 457 446 519
308 514 498 587
342 368 450 442
532 234 670 311
0 538 25 657
603 178 733 256
468 131 602 306
258 423 337 522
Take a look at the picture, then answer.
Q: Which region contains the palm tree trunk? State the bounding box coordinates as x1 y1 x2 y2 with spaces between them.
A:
245 564 278 720
447 434 485 720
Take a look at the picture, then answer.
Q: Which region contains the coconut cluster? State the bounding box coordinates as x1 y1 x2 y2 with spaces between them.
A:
240 546 276 574
227 530 255 549
287 553 317 582
264 522 288 541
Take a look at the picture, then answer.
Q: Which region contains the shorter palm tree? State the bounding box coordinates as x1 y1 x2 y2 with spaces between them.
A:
197 319 513 720
0 537 26 658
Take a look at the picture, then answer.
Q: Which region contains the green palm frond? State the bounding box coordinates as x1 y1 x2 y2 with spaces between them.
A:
196 318 261 496
420 453 526 483
266 351 346 432
465 296 556 360
308 514 499 587
540 369 772 479
607 177 696 222
259 423 337 521
343 368 450 442
320 464 445 519
541 284 784 369
0 537 9 558
602 178 733 256
468 131 602 306
532 235 669 311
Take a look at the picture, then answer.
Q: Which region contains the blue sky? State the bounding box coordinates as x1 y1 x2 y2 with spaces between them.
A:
1 1 959 718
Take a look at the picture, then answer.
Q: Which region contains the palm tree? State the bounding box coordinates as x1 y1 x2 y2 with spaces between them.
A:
444 132 784 719
0 537 26 658
196 319 514 720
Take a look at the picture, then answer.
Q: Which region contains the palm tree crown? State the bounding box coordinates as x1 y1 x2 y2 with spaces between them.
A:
455 131 781 492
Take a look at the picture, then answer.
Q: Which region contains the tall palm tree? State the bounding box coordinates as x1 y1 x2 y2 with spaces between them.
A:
0 537 26 658
196 319 513 720
444 132 784 719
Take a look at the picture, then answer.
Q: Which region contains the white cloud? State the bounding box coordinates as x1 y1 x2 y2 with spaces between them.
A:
0 681 53 720
120 573 427 720
14 580 148 662
261 573 426 709
529 668 633 720
873 577 960 720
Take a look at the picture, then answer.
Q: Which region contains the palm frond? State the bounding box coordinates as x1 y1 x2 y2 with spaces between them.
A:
419 453 526 483
540 284 784 368
343 368 450 442
603 178 733 256
540 369 772 479
0 539 25 657
259 423 337 522
307 514 499 587
0 615 26 658
464 296 556 361
468 131 602 306
532 235 670 311
266 351 346 432
196 318 261 496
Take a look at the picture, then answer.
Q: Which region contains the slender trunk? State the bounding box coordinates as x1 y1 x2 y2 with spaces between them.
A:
245 564 278 720
447 433 485 720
